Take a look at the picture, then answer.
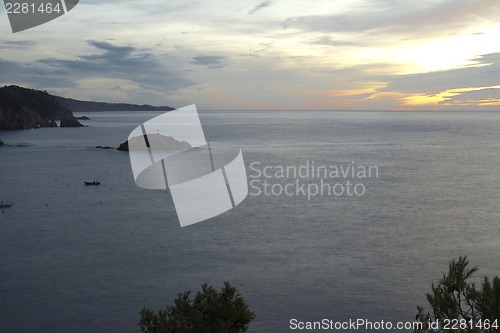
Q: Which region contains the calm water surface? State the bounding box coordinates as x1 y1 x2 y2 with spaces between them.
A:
1 110 500 332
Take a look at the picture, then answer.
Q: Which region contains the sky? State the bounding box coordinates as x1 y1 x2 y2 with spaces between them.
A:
1 0 500 110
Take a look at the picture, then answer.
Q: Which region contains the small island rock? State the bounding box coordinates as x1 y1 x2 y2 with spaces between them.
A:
60 118 84 127
117 141 129 151
117 134 192 152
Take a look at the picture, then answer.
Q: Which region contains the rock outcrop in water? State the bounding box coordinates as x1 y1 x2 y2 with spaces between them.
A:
116 141 129 151
38 119 58 128
60 118 84 127
0 85 83 129
0 139 4 147
117 134 192 152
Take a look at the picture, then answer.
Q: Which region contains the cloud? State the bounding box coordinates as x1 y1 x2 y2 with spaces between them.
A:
36 41 192 90
0 59 69 87
440 88 500 106
0 40 37 49
0 40 193 104
191 55 227 69
248 1 273 15
283 0 500 35
86 40 136 55
379 53 500 94
239 41 275 57
307 35 361 47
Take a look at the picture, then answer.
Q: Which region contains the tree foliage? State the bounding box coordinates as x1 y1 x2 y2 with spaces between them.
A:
415 256 500 333
139 282 255 333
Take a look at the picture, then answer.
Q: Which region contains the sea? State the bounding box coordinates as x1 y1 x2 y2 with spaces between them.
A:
1 110 500 332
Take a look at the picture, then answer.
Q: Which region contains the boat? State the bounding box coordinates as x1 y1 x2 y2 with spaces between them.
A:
84 181 100 186
0 202 13 208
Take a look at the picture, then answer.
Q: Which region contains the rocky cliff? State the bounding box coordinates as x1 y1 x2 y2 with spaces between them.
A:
56 96 174 112
0 85 82 130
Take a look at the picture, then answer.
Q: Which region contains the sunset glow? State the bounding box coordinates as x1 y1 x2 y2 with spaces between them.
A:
1 0 500 110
